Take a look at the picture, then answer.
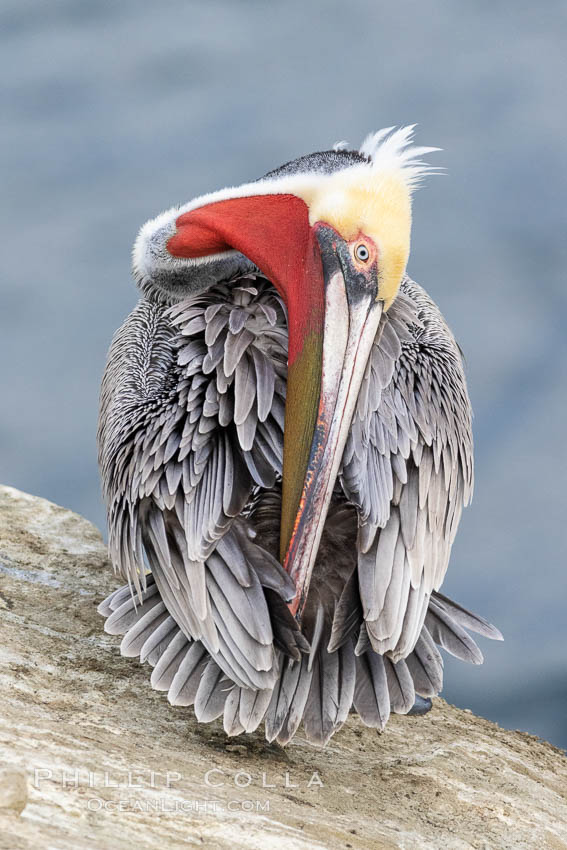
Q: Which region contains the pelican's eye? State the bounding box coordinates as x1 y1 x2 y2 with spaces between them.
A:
354 243 370 263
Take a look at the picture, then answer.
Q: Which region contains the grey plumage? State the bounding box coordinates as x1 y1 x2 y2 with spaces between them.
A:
151 631 192 691
98 271 501 745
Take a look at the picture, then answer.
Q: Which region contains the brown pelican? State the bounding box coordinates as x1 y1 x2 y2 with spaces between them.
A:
97 127 502 746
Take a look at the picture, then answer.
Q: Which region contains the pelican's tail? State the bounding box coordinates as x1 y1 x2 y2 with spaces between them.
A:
98 581 501 746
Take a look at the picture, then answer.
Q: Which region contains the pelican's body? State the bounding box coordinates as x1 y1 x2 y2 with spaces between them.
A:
98 129 501 745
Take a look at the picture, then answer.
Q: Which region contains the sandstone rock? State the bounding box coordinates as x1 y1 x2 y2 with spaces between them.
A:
0 484 566 850
0 766 27 815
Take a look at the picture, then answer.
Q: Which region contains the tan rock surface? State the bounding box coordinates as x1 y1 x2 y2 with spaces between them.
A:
0 485 565 850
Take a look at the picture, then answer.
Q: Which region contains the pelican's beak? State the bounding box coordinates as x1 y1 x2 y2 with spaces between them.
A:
166 194 383 619
282 224 383 616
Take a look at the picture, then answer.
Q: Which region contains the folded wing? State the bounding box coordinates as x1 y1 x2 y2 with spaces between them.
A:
341 278 474 663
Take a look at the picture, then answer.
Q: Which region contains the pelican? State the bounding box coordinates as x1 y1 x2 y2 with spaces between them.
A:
97 127 501 746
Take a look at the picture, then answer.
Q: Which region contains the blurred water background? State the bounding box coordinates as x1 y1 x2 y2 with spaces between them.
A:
1 0 566 747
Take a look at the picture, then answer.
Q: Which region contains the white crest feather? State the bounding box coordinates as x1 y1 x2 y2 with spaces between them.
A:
359 125 441 190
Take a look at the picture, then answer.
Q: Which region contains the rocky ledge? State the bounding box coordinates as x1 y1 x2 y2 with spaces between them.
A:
0 485 566 850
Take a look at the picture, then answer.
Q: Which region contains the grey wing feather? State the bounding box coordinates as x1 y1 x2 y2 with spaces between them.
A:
120 601 169 658
168 642 209 706
97 583 133 617
265 656 313 745
384 657 415 714
404 628 444 697
223 688 245 736
264 588 311 660
327 568 362 652
140 615 178 666
425 599 484 664
103 582 160 635
194 660 233 722
151 630 192 691
353 651 390 731
224 686 274 734
432 591 503 641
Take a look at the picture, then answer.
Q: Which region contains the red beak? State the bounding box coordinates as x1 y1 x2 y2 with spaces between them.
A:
168 194 326 569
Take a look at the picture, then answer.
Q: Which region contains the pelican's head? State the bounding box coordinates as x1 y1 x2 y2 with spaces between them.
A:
134 126 439 617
